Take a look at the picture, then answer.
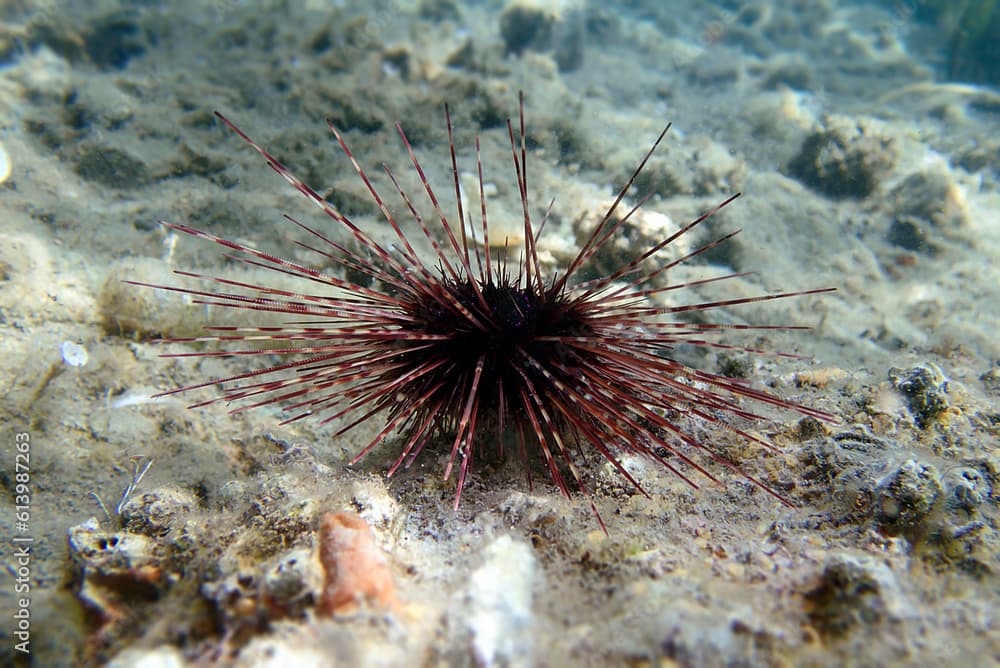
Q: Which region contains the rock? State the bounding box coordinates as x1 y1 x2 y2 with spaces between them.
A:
498 0 584 72
942 466 991 515
316 511 397 616
980 363 1000 394
652 605 775 667
886 217 935 254
926 460 999 576
119 488 197 538
796 433 890 522
888 363 950 428
98 257 197 338
787 115 897 198
238 625 364 667
74 144 149 189
67 518 164 627
462 535 537 668
875 460 943 538
804 553 905 638
203 570 261 626
260 548 323 619
499 1 557 57
108 646 186 668
887 169 971 252
571 202 691 289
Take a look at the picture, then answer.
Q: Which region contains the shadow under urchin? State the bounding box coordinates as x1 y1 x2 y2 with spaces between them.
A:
131 93 836 529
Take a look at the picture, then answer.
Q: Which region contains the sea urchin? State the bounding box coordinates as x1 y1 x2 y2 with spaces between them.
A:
133 93 835 527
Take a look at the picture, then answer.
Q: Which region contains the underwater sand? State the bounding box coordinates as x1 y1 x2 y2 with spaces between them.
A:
0 0 998 666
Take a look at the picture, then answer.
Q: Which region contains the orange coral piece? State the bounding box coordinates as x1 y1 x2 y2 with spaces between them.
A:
316 511 398 616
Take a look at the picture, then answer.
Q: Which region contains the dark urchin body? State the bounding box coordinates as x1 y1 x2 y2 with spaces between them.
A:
133 94 835 527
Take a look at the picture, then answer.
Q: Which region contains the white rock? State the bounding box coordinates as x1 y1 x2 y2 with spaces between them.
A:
465 535 537 668
108 646 186 668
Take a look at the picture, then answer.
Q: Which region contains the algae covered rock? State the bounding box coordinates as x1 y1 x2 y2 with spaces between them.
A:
875 460 943 539
787 115 897 198
888 363 950 428
804 553 905 639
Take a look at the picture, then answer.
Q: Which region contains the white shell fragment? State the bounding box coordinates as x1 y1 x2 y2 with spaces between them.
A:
0 141 10 184
60 340 89 367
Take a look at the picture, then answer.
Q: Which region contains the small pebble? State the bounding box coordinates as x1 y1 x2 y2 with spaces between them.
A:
316 511 397 616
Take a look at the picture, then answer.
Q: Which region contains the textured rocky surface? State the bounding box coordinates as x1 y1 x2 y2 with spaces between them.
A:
0 1 997 666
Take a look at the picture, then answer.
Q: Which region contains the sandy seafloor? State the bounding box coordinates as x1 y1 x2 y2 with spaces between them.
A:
0 0 998 666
